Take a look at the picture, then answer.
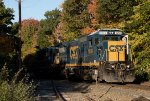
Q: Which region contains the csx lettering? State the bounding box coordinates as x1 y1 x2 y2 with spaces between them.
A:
109 45 124 52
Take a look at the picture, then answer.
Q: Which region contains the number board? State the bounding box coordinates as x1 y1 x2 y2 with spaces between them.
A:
99 31 123 35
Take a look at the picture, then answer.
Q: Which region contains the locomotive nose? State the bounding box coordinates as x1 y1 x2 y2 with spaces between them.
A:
107 41 126 62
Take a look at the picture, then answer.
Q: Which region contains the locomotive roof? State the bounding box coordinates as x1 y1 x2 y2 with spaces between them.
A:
88 29 126 36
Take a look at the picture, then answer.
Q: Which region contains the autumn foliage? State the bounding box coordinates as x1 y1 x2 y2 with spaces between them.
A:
21 19 39 28
87 0 98 26
21 19 40 57
81 26 95 35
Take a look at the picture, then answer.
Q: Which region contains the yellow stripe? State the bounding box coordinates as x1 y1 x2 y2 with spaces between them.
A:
65 62 99 67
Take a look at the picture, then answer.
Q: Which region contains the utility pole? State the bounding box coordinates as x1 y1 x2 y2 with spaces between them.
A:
18 0 22 69
18 0 21 31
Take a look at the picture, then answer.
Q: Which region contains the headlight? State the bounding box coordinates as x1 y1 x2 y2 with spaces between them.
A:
127 65 130 68
111 65 115 68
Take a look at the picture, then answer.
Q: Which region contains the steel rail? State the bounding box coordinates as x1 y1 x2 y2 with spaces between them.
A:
51 80 67 101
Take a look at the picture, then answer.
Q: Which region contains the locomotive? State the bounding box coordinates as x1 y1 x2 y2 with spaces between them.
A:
47 29 135 83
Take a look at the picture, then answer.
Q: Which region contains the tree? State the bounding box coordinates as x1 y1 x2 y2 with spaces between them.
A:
123 0 150 80
81 0 99 34
0 0 22 73
11 22 19 35
62 0 90 35
0 0 14 34
37 30 50 48
37 9 61 47
40 8 61 35
97 0 137 23
21 19 40 57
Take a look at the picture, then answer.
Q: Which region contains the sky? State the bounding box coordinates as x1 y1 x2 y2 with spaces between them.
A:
4 0 64 22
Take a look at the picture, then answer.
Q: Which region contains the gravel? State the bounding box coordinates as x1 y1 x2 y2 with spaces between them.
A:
34 80 150 101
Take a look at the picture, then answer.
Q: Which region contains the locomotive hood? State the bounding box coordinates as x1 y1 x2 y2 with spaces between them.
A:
102 40 126 62
108 41 126 62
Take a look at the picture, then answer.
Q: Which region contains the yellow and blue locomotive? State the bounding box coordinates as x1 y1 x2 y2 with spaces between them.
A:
50 29 135 83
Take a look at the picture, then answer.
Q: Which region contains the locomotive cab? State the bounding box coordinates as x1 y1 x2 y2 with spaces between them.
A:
101 35 128 62
97 30 135 83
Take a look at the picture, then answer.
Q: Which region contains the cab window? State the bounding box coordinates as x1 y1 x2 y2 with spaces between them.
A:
89 39 93 47
95 38 99 45
102 36 121 41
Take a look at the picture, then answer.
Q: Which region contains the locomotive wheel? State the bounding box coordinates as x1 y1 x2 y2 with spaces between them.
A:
65 67 78 81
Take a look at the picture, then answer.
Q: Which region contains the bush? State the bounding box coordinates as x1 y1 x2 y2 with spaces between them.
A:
0 65 35 101
0 81 34 101
134 68 150 83
0 52 20 80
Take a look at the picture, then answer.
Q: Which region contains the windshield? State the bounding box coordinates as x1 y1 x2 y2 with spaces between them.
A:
102 35 122 41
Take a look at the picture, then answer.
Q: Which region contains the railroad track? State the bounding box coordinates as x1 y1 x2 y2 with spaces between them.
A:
35 80 70 101
51 80 67 101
